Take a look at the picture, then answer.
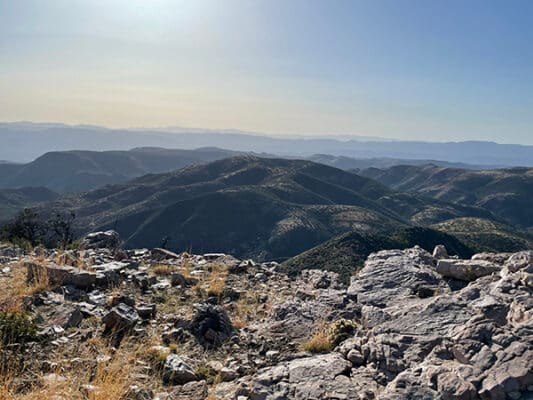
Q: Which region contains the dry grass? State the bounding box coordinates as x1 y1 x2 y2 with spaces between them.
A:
0 261 51 306
229 292 272 330
24 264 51 296
178 257 193 278
299 322 334 353
206 264 227 298
151 264 177 276
53 251 86 269
0 336 155 400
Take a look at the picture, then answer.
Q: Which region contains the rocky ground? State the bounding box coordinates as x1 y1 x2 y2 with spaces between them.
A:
0 232 531 399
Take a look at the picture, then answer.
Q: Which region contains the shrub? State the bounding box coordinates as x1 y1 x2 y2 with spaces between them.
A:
195 364 217 383
327 318 357 346
0 311 37 346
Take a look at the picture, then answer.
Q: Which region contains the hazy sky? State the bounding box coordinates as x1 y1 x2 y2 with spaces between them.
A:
1 0 533 144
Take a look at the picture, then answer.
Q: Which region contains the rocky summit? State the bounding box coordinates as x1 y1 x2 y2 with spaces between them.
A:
0 235 531 400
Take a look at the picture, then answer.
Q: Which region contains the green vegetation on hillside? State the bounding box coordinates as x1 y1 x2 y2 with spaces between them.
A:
281 226 475 282
39 157 495 261
361 165 533 228
431 217 533 253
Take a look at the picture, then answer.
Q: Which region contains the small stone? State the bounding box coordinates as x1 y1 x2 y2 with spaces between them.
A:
347 349 365 366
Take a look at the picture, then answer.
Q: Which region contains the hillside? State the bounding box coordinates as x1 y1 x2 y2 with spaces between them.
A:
0 187 59 222
308 154 493 170
281 226 476 280
361 164 533 228
431 217 533 252
0 147 240 193
41 157 495 260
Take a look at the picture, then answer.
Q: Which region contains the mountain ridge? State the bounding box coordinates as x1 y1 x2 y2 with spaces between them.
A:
37 156 500 260
2 122 531 166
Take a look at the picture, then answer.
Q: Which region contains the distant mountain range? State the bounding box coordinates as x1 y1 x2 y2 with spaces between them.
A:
0 147 501 194
2 122 532 166
37 156 502 261
360 164 533 229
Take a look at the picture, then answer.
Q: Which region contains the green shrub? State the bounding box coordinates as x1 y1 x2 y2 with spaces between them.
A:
0 311 38 346
327 318 357 346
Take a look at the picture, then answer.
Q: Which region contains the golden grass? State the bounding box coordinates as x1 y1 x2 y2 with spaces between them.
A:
151 264 177 276
206 264 227 298
229 294 269 330
299 322 334 353
0 261 51 307
0 336 157 400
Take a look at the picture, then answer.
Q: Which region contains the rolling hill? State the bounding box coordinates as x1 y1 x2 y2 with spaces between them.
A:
41 157 496 260
360 164 533 228
0 147 240 193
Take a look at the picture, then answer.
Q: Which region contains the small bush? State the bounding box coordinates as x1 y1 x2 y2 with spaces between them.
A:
195 364 216 382
145 346 170 371
0 311 37 346
327 318 357 346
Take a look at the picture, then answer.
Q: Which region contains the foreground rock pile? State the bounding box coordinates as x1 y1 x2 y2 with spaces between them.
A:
0 233 531 399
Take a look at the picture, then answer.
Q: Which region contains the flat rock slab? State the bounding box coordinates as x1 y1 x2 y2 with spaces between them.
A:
436 259 501 281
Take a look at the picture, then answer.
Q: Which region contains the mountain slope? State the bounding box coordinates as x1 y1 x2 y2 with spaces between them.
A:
361 165 533 228
308 154 494 170
0 147 240 192
431 217 533 252
41 157 497 260
0 187 59 222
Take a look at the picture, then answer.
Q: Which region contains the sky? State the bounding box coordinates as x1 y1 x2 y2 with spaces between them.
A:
1 0 533 144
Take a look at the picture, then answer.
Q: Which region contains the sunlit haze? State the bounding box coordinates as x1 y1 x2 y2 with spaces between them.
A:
1 0 533 143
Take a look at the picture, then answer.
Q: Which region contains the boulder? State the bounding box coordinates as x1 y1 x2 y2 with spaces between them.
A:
151 248 180 261
162 354 197 385
135 303 156 320
479 349 533 400
433 244 449 259
189 304 235 348
168 380 207 400
504 251 533 273
170 272 198 287
49 304 83 329
348 247 448 308
80 230 120 250
436 259 501 281
215 353 355 400
101 303 139 333
472 252 512 265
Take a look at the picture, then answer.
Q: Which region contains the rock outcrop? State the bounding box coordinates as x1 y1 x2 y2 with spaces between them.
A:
218 247 533 399
80 230 120 250
1 243 531 399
